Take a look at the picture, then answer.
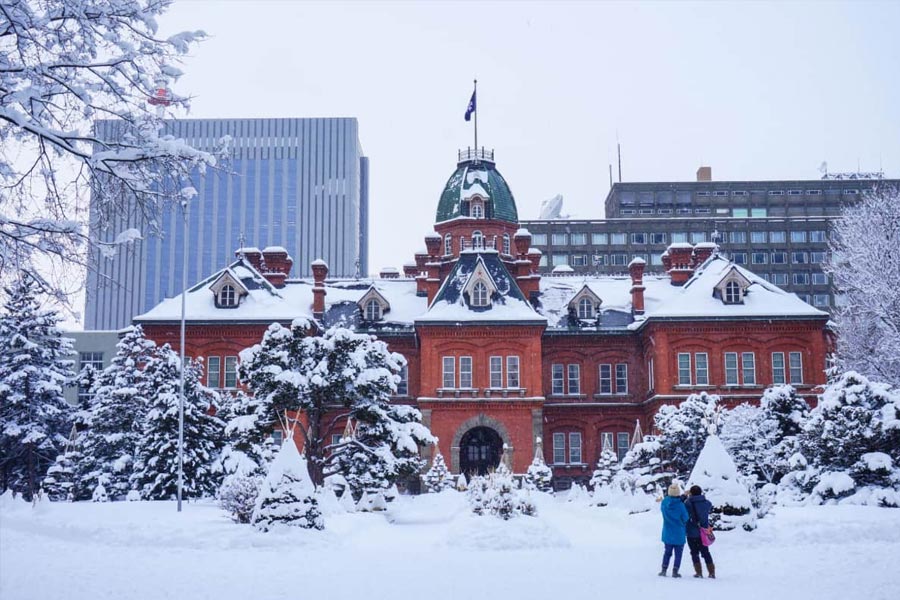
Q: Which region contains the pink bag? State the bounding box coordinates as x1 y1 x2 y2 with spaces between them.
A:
700 526 716 546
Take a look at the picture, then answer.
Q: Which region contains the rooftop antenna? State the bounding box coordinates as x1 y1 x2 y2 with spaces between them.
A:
237 231 246 258
609 163 613 188
616 131 622 183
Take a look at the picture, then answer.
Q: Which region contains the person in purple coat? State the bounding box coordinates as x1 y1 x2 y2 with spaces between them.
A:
684 485 716 579
658 483 690 577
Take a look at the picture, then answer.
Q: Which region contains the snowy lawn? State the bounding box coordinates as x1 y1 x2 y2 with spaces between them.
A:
2 492 898 600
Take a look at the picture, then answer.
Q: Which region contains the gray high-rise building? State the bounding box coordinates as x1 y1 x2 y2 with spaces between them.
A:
85 117 368 330
521 168 897 311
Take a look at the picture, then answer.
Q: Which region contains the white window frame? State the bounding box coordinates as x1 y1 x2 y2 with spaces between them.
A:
599 364 612 395
616 432 630 461
695 353 709 386
567 364 581 395
459 356 473 389
220 284 236 307
553 432 566 464
224 356 239 389
742 352 756 385
772 352 786 385
444 234 452 256
577 297 594 319
789 352 803 384
472 230 484 250
615 363 628 394
568 432 583 464
724 352 739 385
506 356 520 388
725 281 742 303
442 356 455 389
207 356 221 388
502 234 511 255
365 298 381 321
551 364 565 395
490 356 503 388
472 281 489 307
677 352 691 386
648 358 654 391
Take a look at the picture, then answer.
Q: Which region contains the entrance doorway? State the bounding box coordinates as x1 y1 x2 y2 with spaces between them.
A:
459 427 503 476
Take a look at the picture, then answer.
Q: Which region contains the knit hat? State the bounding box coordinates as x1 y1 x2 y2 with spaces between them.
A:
690 485 703 496
668 483 681 497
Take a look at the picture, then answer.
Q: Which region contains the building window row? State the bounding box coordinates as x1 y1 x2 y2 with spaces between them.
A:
442 355 520 390
551 363 628 396
206 355 239 389
677 351 802 387
532 229 827 251
552 431 583 465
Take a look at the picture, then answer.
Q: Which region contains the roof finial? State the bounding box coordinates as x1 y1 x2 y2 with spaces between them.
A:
237 231 246 258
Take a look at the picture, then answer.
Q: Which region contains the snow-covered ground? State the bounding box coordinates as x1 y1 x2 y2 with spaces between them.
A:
2 491 898 600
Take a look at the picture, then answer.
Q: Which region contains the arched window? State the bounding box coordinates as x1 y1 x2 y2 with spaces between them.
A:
472 281 489 306
724 281 742 304
502 233 511 255
365 298 381 321
444 234 452 256
472 230 484 250
220 284 236 307
577 297 594 319
471 201 483 219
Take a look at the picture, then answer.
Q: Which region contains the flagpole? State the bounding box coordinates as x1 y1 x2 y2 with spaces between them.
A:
473 79 478 158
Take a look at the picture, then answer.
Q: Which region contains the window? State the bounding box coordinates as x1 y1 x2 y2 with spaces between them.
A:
639 208 654 215
616 432 630 461
771 251 787 264
507 356 520 388
442 357 455 388
799 293 812 304
397 364 408 396
714 190 729 197
724 352 739 385
793 273 810 285
224 356 238 388
648 358 654 391
792 251 808 264
742 352 756 385
539 255 548 267
732 190 748 197
621 209 636 215
615 363 628 394
471 201 483 218
472 230 484 250
490 356 503 388
552 254 568 266
690 232 707 244
789 352 803 383
570 233 587 245
813 294 829 307
220 284 236 307
531 233 547 246
77 352 104 402
592 233 608 245
569 432 583 464
651 254 664 266
697 191 710 197
730 231 747 244
751 231 767 244
553 432 566 464
631 233 648 244
678 353 691 385
695 207 711 215
731 252 747 265
810 230 827 243
807 189 822 196
690 353 707 385
768 190 784 196
671 232 688 243
676 208 692 215
592 254 608 266
365 299 381 321
568 364 581 395
502 234 511 255
812 272 828 285
770 231 786 243
751 208 767 218
771 273 789 286
552 233 568 245
572 254 587 267
272 430 284 446
577 297 594 319
551 364 564 395
444 234 452 255
599 364 612 394
751 252 768 264
459 356 473 388
611 254 628 266
331 433 343 448
724 281 742 303
810 251 826 264
650 233 667 245
772 352 786 384
658 208 672 215
207 356 221 388
611 233 627 245
788 189 802 196
472 281 489 306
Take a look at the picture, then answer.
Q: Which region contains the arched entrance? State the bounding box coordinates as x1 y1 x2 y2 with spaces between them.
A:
459 427 503 476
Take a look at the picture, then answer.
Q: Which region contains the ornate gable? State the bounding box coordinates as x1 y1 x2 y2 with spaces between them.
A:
714 266 752 305
567 285 603 320
358 286 390 321
461 257 499 308
209 270 249 308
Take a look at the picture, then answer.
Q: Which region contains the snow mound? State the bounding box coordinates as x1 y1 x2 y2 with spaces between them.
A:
445 514 570 551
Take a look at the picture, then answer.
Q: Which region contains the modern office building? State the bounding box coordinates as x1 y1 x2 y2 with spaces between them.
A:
85 117 368 330
521 169 897 310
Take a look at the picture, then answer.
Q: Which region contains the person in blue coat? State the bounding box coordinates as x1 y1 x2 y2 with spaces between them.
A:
659 483 690 577
684 485 716 579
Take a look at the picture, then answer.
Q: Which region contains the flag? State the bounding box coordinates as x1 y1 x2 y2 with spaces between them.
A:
464 89 476 122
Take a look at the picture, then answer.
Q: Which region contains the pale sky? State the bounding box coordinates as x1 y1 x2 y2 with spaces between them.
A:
159 0 900 275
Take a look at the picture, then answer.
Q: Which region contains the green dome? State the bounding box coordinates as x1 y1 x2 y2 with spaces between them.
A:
436 158 518 224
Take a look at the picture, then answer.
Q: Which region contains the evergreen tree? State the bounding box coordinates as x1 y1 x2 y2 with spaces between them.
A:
688 435 755 531
252 440 323 531
42 438 81 501
0 275 74 500
219 389 276 479
524 437 553 492
653 392 719 477
719 403 770 481
75 326 156 500
423 445 453 492
131 346 224 500
589 448 621 490
759 385 810 483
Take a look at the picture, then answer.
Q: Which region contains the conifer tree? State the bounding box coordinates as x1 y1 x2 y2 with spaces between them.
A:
590 448 621 490
131 346 224 500
423 445 453 492
252 440 323 531
524 437 553 492
654 392 719 477
42 438 82 501
0 275 74 500
75 326 156 499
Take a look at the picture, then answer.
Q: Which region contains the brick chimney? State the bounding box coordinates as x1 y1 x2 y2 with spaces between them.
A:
379 267 400 279
237 247 263 271
514 228 532 257
311 259 328 318
236 247 293 288
696 166 712 182
628 257 646 315
424 232 442 258
665 243 695 286
403 262 418 278
692 242 717 267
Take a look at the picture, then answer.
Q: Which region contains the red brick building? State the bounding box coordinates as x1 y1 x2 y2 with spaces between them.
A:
135 149 832 487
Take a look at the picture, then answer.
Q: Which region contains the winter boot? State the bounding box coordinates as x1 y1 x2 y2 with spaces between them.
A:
692 560 703 578
672 569 682 579
706 562 716 579
658 567 667 577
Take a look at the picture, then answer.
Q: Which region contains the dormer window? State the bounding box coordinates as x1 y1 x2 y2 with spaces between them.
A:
577 297 594 319
365 298 382 321
471 201 484 219
472 281 489 306
220 285 237 307
502 233 511 255
724 281 741 304
472 230 484 250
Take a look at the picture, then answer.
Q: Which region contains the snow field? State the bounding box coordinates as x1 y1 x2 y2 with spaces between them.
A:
2 491 899 600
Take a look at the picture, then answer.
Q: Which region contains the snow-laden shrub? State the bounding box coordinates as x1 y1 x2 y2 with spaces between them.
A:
218 475 262 524
654 392 719 477
524 439 553 493
688 435 755 531
423 448 454 492
252 440 323 532
92 482 109 503
467 472 536 520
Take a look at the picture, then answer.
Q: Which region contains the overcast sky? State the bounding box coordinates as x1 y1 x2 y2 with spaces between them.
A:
159 0 900 275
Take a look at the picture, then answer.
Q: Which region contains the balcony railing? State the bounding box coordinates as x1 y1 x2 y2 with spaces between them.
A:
458 147 495 164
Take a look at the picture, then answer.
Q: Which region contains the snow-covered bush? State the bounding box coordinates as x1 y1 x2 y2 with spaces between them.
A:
653 392 719 477
218 390 277 481
252 440 323 532
217 475 263 524
42 445 81 502
589 448 621 506
92 480 109 503
423 447 453 492
689 435 755 531
467 471 536 520
523 438 553 493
